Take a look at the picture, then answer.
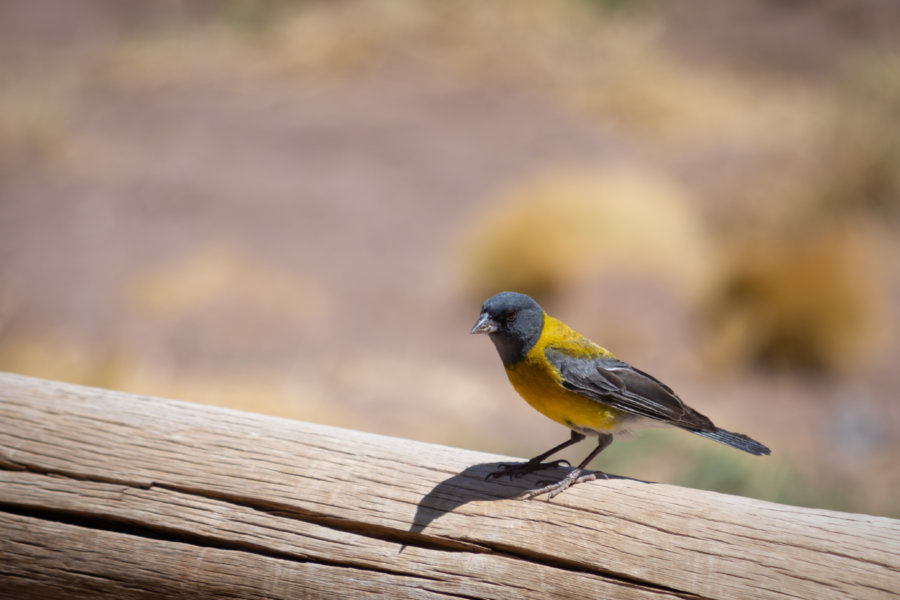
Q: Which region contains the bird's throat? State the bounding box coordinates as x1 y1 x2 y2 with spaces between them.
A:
489 329 539 367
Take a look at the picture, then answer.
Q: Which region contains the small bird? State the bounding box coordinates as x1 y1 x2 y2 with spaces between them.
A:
471 291 770 500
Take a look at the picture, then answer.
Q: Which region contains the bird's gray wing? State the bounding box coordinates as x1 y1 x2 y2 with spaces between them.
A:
544 346 714 430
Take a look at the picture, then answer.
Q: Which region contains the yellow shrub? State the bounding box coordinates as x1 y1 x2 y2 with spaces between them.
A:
702 226 884 373
457 165 710 301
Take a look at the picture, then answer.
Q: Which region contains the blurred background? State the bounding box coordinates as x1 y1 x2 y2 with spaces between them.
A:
1 0 898 517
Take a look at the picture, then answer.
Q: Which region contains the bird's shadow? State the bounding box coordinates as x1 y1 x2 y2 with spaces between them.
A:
409 462 636 537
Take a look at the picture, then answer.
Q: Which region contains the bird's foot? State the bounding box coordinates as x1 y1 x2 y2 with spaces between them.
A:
523 469 607 501
485 459 571 481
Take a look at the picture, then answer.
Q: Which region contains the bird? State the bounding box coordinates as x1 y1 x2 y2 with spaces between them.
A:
471 291 770 500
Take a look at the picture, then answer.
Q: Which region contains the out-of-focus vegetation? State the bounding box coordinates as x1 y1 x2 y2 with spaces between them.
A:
0 76 73 169
1 0 898 517
702 226 886 373
817 54 900 220
458 166 710 301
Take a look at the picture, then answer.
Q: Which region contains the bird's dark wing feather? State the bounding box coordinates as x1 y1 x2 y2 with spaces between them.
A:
544 346 715 431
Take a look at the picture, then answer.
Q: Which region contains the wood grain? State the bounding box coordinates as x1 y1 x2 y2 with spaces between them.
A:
1 372 897 599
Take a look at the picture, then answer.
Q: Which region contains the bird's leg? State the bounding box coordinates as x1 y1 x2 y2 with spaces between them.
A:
523 433 613 500
486 431 585 480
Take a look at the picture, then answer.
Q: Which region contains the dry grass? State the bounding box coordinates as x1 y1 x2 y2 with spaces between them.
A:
456 165 711 301
0 75 75 169
701 224 887 374
0 330 345 424
93 1 819 148
815 52 900 221
124 244 331 326
694 51 899 375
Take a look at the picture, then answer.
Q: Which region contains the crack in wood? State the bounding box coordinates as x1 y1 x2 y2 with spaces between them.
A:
0 500 452 586
475 539 704 600
0 458 153 489
0 461 704 598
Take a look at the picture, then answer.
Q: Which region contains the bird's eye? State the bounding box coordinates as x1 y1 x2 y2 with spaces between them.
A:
506 310 518 322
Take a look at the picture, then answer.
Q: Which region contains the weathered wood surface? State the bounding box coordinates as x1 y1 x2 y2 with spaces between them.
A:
0 372 897 599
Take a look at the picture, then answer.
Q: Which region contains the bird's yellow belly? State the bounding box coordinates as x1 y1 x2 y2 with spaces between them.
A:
505 357 625 434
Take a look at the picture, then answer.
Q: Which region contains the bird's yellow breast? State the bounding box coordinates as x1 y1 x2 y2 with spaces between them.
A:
504 314 627 434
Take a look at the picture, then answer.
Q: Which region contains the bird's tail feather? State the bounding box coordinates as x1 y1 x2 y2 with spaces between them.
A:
692 428 771 456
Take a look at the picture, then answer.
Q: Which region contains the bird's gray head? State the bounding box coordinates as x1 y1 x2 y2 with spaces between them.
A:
471 291 545 366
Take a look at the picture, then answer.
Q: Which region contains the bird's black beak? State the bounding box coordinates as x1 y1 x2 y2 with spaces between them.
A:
470 312 498 334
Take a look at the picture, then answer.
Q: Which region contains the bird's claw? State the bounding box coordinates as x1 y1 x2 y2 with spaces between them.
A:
485 458 571 481
524 470 607 501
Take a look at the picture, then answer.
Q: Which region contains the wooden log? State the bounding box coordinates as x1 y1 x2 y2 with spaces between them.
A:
0 372 897 599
